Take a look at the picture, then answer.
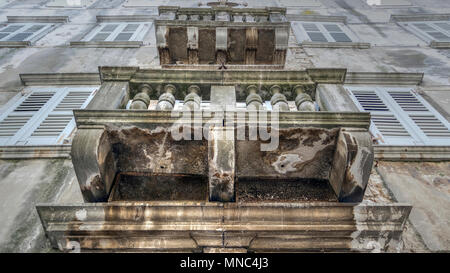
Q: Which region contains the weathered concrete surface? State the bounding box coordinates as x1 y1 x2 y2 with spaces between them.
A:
86 82 129 110
363 167 429 252
0 159 81 253
375 161 450 251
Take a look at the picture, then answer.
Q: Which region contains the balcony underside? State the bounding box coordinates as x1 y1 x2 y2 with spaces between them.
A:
37 202 411 252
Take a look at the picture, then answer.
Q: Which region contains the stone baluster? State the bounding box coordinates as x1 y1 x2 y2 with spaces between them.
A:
270 85 289 111
156 84 176 111
245 85 263 110
293 85 315 111
183 85 201 110
130 84 152 110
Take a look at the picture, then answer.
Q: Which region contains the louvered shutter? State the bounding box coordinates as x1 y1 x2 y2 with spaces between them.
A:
0 87 96 146
86 23 149 42
114 23 140 41
302 22 328 42
292 21 354 44
412 22 450 42
347 86 450 145
26 87 96 145
322 23 352 42
89 24 120 41
0 23 51 42
386 89 450 145
347 87 416 145
0 90 59 145
0 24 24 41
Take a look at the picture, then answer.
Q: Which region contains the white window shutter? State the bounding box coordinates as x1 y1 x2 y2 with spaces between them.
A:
85 22 150 42
347 86 450 146
347 87 416 145
322 23 352 42
0 90 58 145
386 89 450 145
0 23 52 42
291 21 354 43
0 87 97 146
403 21 450 43
26 87 96 145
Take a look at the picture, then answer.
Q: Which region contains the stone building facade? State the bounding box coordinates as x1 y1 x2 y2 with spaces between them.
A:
0 0 449 252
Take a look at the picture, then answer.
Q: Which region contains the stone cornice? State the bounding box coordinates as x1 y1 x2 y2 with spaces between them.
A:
345 72 423 85
301 41 371 49
6 16 70 23
73 110 371 130
390 13 450 22
374 145 450 161
154 19 289 28
430 41 450 49
96 15 157 22
286 14 347 23
99 67 346 85
0 145 71 159
20 73 101 86
158 6 287 16
69 41 143 48
0 41 30 48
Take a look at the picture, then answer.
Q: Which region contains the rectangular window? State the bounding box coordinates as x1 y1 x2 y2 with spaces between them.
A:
82 22 151 42
0 23 54 42
346 86 450 145
0 87 97 146
399 21 450 43
291 21 355 43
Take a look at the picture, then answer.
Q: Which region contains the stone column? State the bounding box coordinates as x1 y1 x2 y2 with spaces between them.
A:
156 84 176 111
245 85 263 110
130 84 152 110
270 85 289 111
293 85 315 111
183 85 201 110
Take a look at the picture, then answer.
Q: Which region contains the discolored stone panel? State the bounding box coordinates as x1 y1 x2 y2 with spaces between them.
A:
228 29 246 64
236 127 339 180
256 29 275 64
198 28 216 64
107 127 208 175
168 27 188 63
237 178 338 202
109 173 208 201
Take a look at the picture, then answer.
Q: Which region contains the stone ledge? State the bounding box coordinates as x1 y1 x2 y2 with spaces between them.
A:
0 145 71 159
390 13 450 22
430 41 450 49
374 145 450 161
69 41 143 48
20 73 100 86
345 72 423 85
36 202 411 252
286 14 347 23
96 15 157 22
73 110 371 129
6 16 70 23
0 41 30 48
301 42 371 49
